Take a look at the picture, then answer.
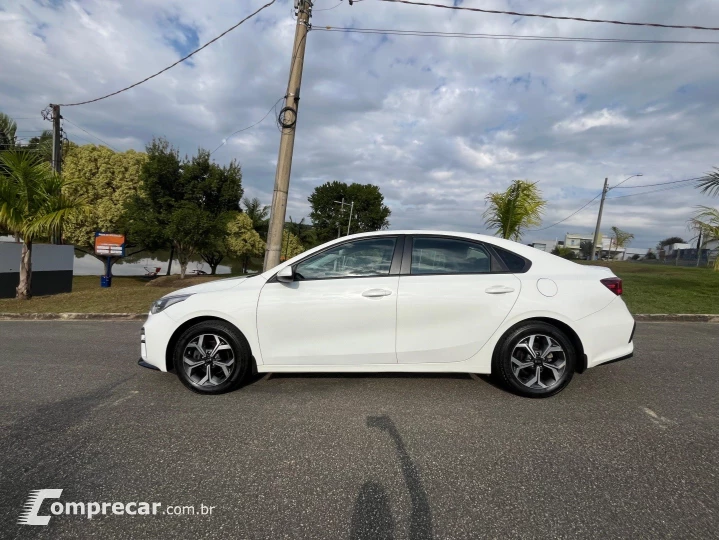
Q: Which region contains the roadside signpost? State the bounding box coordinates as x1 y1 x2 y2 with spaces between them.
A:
94 232 126 287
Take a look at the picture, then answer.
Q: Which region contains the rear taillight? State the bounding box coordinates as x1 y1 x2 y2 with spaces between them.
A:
601 277 623 295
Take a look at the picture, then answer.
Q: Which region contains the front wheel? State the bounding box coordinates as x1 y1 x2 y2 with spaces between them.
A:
173 321 251 394
494 322 576 398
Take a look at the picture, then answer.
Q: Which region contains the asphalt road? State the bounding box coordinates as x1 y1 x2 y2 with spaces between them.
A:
1 321 717 539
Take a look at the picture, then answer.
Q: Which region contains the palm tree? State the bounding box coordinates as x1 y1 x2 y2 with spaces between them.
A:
483 180 546 241
0 112 17 151
690 206 719 270
242 197 269 238
0 151 89 299
697 168 719 198
610 226 634 259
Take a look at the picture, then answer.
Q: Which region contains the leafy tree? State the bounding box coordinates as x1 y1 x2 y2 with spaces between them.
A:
124 139 243 278
62 145 147 268
579 239 594 260
697 168 719 198
690 206 719 270
646 249 657 260
656 236 685 251
0 151 88 299
167 203 217 278
551 246 577 259
242 197 269 239
609 226 634 258
308 181 391 243
225 212 265 273
483 180 546 241
281 229 305 261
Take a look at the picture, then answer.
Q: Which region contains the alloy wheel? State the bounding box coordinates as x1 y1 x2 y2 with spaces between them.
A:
510 334 567 390
183 334 235 387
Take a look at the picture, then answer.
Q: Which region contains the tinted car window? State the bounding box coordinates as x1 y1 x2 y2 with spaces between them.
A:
493 246 530 273
411 238 491 275
295 238 396 280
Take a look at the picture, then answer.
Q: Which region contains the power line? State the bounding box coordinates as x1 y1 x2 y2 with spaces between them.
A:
315 26 719 45
63 118 120 151
211 97 285 155
375 0 719 32
314 1 344 12
606 182 696 200
531 192 603 232
57 0 277 107
611 176 703 188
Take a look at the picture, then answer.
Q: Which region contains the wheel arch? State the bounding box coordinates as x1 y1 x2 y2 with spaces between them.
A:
493 316 587 374
165 315 255 373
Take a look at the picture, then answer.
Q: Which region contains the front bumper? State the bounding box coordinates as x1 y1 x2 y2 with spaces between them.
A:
138 358 160 371
139 311 177 372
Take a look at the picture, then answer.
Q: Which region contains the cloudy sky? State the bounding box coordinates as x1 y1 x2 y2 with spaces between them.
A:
3 0 719 250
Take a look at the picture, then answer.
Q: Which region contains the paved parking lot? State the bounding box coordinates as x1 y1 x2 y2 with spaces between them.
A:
1 321 718 539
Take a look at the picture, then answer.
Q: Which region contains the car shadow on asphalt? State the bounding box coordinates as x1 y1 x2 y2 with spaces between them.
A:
351 415 433 540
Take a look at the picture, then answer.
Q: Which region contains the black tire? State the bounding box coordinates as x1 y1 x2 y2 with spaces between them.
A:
173 321 251 395
493 321 576 398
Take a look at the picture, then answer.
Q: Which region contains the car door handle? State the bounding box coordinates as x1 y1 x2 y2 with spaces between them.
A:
362 289 393 298
485 285 515 294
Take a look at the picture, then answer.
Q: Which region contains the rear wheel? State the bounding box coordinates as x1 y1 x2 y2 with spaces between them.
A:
494 322 576 398
173 321 250 394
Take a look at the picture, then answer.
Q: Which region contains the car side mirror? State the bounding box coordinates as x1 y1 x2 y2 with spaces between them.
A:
276 266 294 283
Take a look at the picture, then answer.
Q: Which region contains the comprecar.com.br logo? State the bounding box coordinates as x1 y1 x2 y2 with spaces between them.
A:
18 489 215 525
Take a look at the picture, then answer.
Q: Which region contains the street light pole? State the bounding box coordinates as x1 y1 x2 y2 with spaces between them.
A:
591 174 642 261
334 198 352 238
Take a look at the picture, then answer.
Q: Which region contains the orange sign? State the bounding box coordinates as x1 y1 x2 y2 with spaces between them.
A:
94 233 126 257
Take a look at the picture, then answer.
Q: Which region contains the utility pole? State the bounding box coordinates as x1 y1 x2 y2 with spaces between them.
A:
591 178 609 261
696 230 703 267
263 0 312 271
346 201 354 236
51 104 62 176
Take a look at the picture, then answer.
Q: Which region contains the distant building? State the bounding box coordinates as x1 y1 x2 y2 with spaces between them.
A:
564 232 626 260
664 242 691 257
528 240 557 253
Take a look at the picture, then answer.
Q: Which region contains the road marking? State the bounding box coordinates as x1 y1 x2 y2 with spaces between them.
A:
641 407 675 429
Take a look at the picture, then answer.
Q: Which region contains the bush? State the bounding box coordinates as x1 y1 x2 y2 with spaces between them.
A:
631 254 640 260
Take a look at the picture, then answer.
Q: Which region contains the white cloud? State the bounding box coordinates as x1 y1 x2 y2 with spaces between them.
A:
2 0 718 249
553 109 629 134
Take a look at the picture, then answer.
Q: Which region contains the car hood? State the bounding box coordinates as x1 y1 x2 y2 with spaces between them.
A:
162 276 250 298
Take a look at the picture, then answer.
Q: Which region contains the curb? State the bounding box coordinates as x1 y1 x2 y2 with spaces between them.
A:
0 313 146 321
0 313 717 323
633 314 719 323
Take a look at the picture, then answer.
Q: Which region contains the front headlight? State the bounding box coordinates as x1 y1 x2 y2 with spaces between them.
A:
151 294 193 314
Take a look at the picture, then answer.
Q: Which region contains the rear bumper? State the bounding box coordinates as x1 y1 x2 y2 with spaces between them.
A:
576 298 635 369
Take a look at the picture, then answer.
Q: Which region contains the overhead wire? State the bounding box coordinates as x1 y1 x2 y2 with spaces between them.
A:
530 192 603 232
57 0 277 107
610 176 703 188
374 0 719 32
606 182 697 200
314 26 719 44
211 97 285 155
63 118 120 151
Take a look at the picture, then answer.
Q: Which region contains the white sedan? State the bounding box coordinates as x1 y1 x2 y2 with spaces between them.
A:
139 231 635 398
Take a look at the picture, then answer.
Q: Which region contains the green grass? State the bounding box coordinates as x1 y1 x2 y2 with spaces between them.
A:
0 275 232 314
0 263 717 314
578 261 719 314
